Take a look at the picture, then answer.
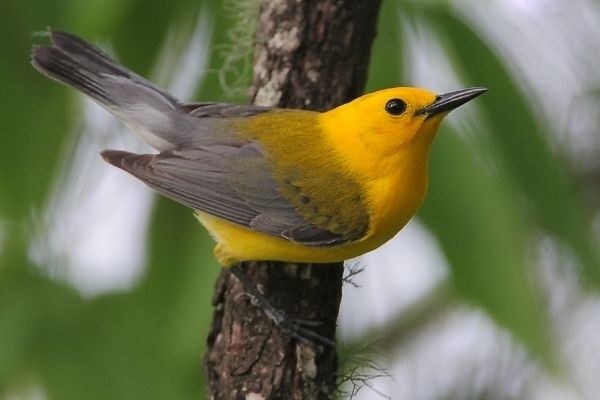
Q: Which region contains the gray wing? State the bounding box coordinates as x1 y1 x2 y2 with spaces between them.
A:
32 30 367 245
101 144 358 247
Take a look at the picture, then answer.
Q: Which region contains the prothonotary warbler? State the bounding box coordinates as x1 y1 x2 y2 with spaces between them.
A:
32 29 486 269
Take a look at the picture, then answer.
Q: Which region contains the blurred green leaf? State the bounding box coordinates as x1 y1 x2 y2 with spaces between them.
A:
425 4 600 286
365 0 403 91
387 0 600 365
420 127 552 362
0 0 222 398
0 0 72 218
110 0 201 75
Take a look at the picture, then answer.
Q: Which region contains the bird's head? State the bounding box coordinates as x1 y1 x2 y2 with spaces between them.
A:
322 86 486 163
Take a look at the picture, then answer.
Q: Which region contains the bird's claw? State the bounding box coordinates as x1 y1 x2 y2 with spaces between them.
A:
265 307 334 347
230 265 335 348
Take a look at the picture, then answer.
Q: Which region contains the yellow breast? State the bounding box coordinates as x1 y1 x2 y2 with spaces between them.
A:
317 99 442 249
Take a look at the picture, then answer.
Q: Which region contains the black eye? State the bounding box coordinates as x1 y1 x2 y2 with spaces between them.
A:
385 98 407 116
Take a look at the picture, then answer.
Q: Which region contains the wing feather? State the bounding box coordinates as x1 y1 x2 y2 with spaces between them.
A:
178 102 273 118
101 145 362 246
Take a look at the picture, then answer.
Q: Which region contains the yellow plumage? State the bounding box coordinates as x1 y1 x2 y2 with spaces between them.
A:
31 29 486 268
197 88 448 266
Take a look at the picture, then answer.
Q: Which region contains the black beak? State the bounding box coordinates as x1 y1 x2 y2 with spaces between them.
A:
417 87 487 118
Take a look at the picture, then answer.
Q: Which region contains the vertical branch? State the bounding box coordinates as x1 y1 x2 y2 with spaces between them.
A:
251 0 381 111
204 1 382 398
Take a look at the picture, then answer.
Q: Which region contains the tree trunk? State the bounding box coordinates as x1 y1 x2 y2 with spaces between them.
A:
204 1 382 398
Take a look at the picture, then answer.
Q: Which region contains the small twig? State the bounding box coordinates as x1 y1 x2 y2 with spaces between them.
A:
337 343 393 399
342 261 367 288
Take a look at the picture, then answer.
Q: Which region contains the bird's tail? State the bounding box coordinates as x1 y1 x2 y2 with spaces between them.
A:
31 28 181 150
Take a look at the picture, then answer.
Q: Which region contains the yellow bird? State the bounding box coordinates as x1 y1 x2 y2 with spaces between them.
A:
32 29 486 268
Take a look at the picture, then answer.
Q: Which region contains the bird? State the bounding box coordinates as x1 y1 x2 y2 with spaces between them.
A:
31 29 485 270
31 28 486 345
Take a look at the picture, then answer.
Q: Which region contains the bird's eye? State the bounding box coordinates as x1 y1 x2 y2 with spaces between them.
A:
385 98 407 116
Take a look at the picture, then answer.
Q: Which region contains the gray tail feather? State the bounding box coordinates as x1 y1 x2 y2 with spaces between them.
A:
31 28 178 107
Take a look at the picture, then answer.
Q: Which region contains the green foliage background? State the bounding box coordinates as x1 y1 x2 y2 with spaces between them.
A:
1 0 598 398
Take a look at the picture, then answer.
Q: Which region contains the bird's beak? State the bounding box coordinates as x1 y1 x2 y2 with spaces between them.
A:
417 87 487 118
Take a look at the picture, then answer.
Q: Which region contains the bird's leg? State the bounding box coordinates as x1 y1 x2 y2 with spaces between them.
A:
229 264 336 347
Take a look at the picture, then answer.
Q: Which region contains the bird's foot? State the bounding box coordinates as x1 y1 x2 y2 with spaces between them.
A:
229 264 335 347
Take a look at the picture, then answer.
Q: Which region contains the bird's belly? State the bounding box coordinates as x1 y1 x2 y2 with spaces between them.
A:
195 172 427 267
195 211 381 267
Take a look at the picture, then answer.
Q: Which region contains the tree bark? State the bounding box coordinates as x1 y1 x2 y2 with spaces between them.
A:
204 1 382 399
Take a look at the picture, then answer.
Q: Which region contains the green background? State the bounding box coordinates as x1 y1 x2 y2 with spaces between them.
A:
1 0 599 398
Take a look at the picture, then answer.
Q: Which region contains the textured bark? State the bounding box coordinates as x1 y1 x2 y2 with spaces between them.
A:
204 1 382 399
250 0 381 111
